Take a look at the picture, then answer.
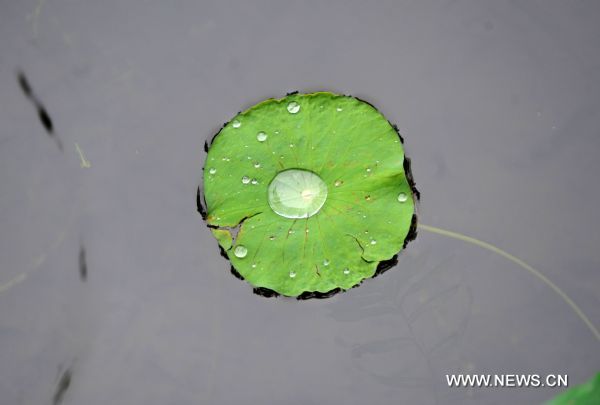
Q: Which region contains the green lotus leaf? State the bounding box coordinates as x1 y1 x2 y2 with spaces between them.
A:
202 92 417 297
546 372 600 405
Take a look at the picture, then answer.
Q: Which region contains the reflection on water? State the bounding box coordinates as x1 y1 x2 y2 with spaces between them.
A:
329 241 472 403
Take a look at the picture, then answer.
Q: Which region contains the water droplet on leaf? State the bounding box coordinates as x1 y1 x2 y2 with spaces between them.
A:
257 131 268 142
234 245 247 258
397 192 408 202
268 169 328 219
287 101 300 114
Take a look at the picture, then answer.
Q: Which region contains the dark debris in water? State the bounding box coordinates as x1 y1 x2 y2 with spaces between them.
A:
78 245 87 282
16 70 63 151
17 71 33 98
38 107 54 133
52 368 72 405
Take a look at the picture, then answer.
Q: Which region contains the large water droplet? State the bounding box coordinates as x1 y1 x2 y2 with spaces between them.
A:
287 101 300 114
289 271 296 278
208 168 217 174
251 179 258 185
268 169 328 219
253 162 261 168
232 120 241 128
242 176 251 184
343 268 350 275
257 131 268 142
234 245 247 258
397 192 408 202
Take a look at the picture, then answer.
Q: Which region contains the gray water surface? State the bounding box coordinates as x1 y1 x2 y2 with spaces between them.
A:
1 1 599 404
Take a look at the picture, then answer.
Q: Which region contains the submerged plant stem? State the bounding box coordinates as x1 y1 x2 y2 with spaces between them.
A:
419 223 600 341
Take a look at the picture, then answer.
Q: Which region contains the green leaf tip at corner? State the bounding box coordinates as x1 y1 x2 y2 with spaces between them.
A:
202 92 418 298
545 372 600 405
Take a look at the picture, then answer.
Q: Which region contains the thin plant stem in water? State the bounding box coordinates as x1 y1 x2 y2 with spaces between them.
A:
419 223 600 341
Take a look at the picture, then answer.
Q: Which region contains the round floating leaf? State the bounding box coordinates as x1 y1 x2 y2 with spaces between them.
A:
203 92 416 297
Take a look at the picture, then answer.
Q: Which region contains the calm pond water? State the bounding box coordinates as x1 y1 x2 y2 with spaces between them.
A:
1 1 599 404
